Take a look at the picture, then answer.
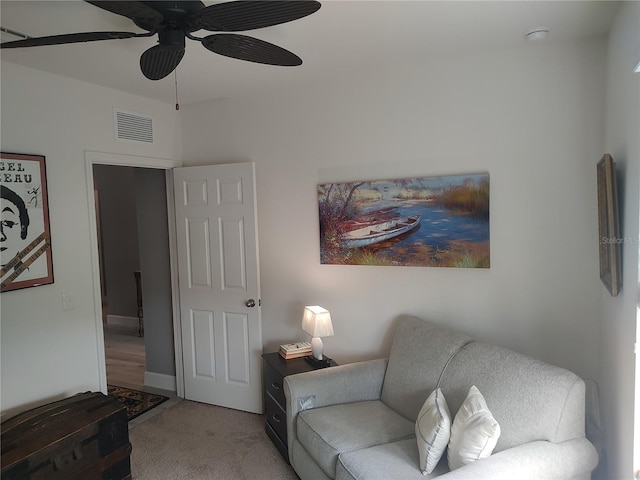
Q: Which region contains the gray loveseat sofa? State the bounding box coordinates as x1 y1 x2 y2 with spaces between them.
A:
284 315 598 479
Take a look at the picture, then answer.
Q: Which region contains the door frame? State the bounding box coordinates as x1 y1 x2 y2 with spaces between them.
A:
85 151 184 397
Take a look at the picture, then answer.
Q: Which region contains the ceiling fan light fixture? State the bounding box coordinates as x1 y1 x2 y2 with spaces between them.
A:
158 29 186 48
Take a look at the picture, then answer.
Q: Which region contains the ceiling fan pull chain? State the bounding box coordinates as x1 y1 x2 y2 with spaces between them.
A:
175 70 180 111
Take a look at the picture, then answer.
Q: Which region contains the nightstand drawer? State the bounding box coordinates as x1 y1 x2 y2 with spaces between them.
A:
262 352 338 464
265 392 287 443
264 362 286 408
265 422 289 462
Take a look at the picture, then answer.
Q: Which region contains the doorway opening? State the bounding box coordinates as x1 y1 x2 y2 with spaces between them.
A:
86 151 183 397
92 162 175 393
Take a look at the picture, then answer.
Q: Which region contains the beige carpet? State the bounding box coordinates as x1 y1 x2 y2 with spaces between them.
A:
129 399 299 480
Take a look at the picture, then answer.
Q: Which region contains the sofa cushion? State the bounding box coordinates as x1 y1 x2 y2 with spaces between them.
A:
448 385 500 470
439 341 587 453
297 400 415 478
415 388 451 474
336 438 450 480
381 316 472 422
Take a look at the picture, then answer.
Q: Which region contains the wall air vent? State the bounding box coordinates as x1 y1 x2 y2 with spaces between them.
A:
113 108 154 144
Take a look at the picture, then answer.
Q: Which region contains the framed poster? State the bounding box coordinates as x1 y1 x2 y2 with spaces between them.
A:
1 152 54 292
596 153 621 296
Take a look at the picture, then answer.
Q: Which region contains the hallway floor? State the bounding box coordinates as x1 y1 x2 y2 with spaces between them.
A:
104 323 145 390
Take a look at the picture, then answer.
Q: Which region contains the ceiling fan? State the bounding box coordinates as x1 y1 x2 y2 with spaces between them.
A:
0 1 321 80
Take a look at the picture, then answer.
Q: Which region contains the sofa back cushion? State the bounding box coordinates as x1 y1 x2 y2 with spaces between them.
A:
439 341 586 453
380 316 471 422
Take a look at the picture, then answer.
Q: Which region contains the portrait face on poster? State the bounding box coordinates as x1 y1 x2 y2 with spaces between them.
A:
1 152 54 292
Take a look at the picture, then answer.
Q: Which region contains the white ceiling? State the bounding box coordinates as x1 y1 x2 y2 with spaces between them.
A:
0 1 620 106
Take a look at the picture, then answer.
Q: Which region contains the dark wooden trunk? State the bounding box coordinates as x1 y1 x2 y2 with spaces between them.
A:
1 392 131 480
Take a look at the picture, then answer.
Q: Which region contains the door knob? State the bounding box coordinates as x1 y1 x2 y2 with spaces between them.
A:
245 299 256 308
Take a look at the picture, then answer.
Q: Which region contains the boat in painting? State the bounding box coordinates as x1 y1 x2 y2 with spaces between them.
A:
341 215 421 248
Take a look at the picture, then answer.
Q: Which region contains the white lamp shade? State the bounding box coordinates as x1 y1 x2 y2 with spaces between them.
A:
302 306 334 338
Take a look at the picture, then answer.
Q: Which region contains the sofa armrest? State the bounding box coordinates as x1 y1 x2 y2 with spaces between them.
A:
439 438 598 480
284 358 388 462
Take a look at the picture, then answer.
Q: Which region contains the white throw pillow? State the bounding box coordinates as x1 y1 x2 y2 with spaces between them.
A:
448 385 501 470
415 388 451 474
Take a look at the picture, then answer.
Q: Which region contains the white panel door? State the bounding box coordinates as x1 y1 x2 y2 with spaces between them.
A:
173 162 262 413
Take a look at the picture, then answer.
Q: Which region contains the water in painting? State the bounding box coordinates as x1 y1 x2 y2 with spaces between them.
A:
318 173 489 268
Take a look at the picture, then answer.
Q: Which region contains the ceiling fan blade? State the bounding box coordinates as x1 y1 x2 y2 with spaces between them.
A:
194 1 321 32
0 31 141 49
202 34 302 66
85 1 164 30
140 44 185 80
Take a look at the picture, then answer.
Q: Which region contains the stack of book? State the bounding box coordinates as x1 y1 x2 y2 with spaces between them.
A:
279 342 312 360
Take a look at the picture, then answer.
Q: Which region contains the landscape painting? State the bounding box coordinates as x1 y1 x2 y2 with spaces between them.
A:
318 173 490 268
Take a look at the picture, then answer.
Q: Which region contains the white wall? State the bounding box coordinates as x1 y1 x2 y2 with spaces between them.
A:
182 37 607 385
0 62 181 416
601 2 640 479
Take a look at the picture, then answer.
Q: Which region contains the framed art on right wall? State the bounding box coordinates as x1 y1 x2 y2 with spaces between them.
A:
597 153 621 296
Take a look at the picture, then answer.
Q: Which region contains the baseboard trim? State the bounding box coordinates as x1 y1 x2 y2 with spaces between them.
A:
106 315 138 327
144 371 176 392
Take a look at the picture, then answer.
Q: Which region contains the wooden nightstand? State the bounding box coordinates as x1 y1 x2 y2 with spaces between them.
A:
262 352 337 463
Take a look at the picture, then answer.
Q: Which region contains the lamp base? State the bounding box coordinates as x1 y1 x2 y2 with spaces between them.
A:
304 355 332 368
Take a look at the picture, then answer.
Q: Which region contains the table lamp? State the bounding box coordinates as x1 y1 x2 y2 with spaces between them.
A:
302 305 334 367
